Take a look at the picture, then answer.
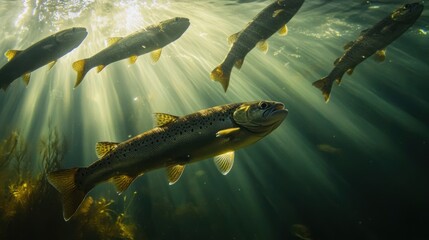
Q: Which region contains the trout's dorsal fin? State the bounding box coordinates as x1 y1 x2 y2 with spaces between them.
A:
95 142 119 159
343 41 354 50
278 25 288 36
256 40 268 54
5 50 23 61
227 32 241 45
112 174 139 194
154 113 179 127
166 164 185 185
216 127 241 138
150 49 162 63
273 9 284 18
214 151 235 175
106 37 123 46
22 73 31 86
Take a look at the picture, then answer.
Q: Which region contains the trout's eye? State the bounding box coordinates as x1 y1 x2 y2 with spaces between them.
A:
259 102 269 110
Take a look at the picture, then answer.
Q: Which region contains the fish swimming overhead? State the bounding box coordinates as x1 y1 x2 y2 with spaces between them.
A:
47 101 288 221
210 0 304 92
0 27 87 91
72 17 190 87
313 2 424 102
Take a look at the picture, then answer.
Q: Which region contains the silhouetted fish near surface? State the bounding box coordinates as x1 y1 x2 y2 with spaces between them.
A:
210 0 304 92
313 2 424 102
0 28 87 91
72 17 190 88
47 101 288 221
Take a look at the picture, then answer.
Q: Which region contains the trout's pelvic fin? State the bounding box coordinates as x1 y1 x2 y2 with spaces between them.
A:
153 113 179 127
72 59 89 88
373 49 386 62
129 55 138 64
95 142 119 159
150 49 162 63
234 59 244 70
48 60 57 70
96 65 105 73
22 73 31 86
214 151 235 175
210 65 230 92
112 174 139 194
47 168 86 221
167 164 185 185
278 25 288 36
313 77 334 103
256 40 269 54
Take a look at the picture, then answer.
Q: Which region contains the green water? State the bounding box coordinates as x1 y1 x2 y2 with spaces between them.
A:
0 0 428 239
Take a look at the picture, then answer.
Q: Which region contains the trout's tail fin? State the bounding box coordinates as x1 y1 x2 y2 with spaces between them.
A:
72 59 91 88
313 76 334 103
210 64 231 92
47 168 86 221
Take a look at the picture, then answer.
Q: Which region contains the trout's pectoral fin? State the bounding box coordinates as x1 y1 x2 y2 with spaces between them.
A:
48 60 57 70
112 174 139 194
278 25 288 36
106 37 123 46
95 142 119 159
214 151 234 175
234 59 244 70
97 65 105 73
150 49 162 63
5 49 23 61
272 9 284 18
129 55 138 64
227 31 241 45
256 40 268 54
343 41 354 50
167 164 185 185
373 49 386 62
153 113 179 127
216 127 241 139
22 73 31 86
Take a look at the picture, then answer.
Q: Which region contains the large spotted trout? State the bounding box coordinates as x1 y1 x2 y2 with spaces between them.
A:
313 2 424 102
0 28 87 90
48 101 288 221
210 0 304 92
72 17 190 87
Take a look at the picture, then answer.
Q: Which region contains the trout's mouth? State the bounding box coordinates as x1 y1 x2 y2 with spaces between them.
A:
263 102 288 118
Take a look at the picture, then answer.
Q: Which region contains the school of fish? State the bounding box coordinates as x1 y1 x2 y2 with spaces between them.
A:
0 0 424 221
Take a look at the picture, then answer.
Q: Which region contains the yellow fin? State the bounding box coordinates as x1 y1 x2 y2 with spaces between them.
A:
278 25 288 36
343 41 354 50
129 55 138 64
95 142 119 159
346 68 354 76
154 113 179 127
112 174 138 194
5 50 22 61
273 9 284 18
216 127 241 138
150 48 162 63
97 65 105 73
166 164 185 185
227 32 240 45
72 59 87 88
256 40 268 53
313 77 332 103
47 168 86 221
214 151 234 175
373 49 386 62
210 65 230 92
234 59 244 70
22 73 31 86
48 60 57 70
106 37 123 46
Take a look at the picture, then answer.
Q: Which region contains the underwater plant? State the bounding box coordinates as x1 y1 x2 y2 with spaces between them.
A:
0 129 138 240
